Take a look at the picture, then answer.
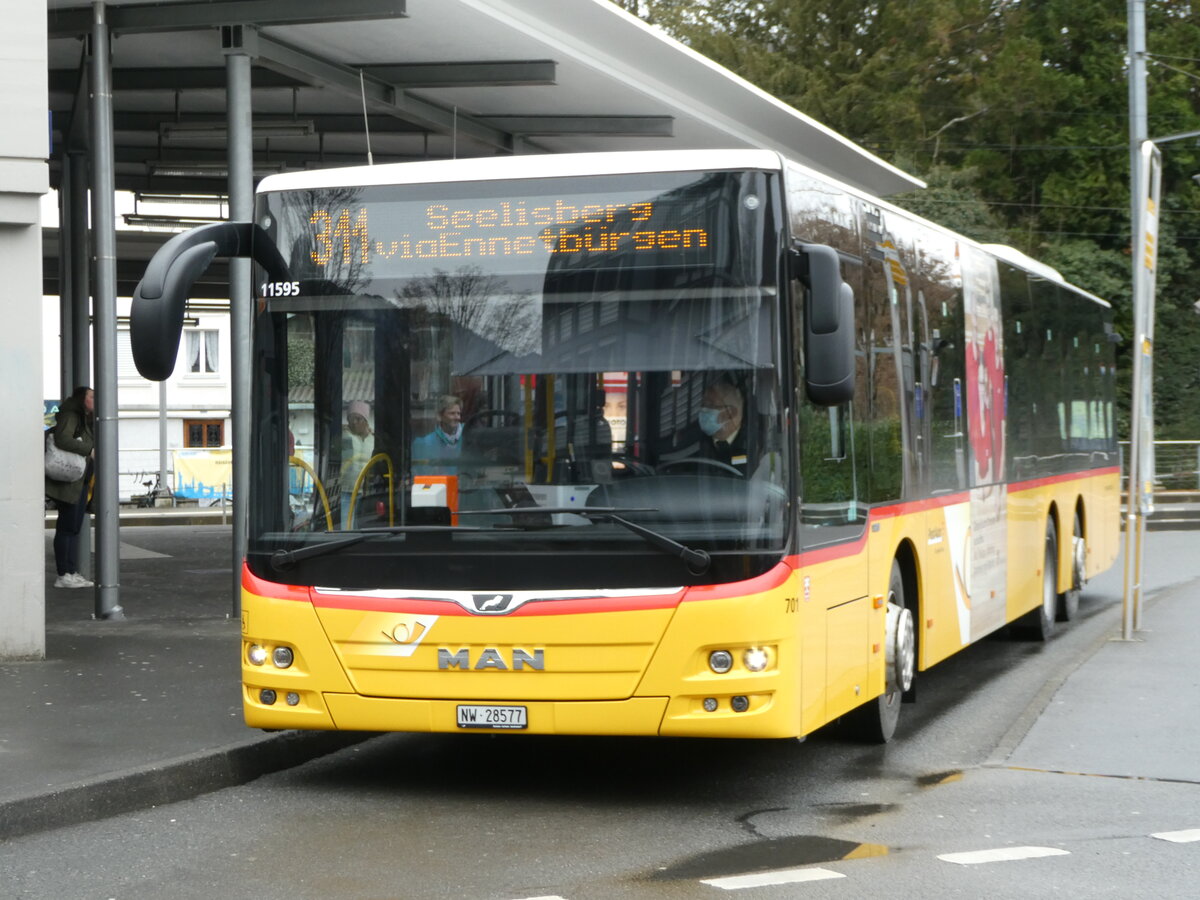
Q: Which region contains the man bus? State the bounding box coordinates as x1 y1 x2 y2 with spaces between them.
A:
131 149 1119 742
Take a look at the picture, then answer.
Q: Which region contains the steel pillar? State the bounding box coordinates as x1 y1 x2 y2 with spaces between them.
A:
88 1 123 620
226 48 253 616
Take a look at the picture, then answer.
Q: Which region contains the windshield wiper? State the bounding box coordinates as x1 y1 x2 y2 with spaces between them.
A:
269 525 482 571
458 506 711 573
584 511 711 573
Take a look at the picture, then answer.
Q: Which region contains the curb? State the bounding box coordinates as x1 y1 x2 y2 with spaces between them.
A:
45 509 232 528
984 578 1175 769
0 730 373 842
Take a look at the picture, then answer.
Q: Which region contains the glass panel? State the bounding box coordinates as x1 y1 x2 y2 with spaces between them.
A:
252 170 788 589
204 330 219 373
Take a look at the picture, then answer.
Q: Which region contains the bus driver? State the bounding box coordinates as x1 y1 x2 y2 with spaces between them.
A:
661 381 749 475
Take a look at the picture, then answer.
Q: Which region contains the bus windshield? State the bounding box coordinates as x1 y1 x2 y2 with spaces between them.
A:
249 168 789 590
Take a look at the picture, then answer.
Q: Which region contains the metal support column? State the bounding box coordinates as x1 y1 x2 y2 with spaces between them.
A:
226 46 253 616
1121 0 1150 640
68 148 94 583
89 1 123 620
69 149 91 390
58 154 75 397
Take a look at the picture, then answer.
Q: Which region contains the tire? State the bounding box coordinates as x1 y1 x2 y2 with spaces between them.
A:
1018 518 1058 641
1057 512 1084 622
848 560 915 743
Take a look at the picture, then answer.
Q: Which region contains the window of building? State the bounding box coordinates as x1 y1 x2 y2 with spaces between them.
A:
185 419 224 448
187 329 219 374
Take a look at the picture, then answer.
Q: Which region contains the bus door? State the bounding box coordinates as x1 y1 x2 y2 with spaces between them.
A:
791 259 870 729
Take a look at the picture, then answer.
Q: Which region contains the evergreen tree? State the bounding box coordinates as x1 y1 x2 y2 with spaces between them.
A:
622 0 1200 439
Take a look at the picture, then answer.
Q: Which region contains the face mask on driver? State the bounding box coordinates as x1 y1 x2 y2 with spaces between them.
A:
697 407 723 437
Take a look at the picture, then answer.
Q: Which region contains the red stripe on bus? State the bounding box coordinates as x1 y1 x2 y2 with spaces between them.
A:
1009 466 1120 493
244 465 1118 612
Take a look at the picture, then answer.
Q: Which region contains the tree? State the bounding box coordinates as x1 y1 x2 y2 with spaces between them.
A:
618 0 1200 438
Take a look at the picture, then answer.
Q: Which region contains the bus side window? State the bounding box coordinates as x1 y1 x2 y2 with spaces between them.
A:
792 254 862 535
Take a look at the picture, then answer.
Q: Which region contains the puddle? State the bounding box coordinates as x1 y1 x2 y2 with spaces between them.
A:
916 769 963 787
814 801 897 821
651 835 889 881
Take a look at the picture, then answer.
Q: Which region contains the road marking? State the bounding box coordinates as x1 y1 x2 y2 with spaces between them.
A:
938 846 1069 865
1151 829 1200 843
119 541 170 560
701 867 845 889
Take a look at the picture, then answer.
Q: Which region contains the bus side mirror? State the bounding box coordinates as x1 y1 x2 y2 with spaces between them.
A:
795 243 855 406
130 221 288 381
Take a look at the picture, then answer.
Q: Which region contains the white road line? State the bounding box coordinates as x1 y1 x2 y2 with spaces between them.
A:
701 867 846 889
938 846 1070 865
1151 829 1200 843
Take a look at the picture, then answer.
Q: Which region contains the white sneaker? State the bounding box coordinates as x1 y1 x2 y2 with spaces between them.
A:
69 572 94 587
54 574 86 588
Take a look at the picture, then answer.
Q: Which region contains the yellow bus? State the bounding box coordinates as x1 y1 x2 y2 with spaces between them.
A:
132 149 1119 742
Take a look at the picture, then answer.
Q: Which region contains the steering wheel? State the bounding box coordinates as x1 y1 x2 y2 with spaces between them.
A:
657 457 744 477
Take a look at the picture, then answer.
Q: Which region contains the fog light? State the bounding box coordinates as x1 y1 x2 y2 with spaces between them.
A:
247 644 267 666
731 695 750 713
286 692 300 707
260 689 277 705
709 650 734 674
743 647 769 672
703 697 719 712
272 646 294 669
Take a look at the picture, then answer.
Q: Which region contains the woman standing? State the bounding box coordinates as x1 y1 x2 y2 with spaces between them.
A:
45 386 95 588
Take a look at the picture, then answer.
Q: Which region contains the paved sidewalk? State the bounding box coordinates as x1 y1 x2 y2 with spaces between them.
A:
2 523 1196 842
1 523 366 840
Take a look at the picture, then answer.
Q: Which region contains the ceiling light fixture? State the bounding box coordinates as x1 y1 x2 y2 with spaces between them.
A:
122 213 226 229
159 119 317 141
148 161 288 178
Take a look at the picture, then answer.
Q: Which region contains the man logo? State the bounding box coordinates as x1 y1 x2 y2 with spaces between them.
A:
438 647 545 671
472 593 514 613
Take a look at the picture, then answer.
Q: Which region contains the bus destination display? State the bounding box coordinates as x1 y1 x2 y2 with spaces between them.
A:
307 195 715 269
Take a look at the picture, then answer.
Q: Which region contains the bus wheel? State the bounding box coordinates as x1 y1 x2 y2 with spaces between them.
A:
1018 519 1058 641
850 560 914 743
1057 513 1084 622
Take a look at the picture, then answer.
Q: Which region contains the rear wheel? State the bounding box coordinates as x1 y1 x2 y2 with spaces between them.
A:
1018 518 1058 641
1057 512 1084 622
849 560 915 743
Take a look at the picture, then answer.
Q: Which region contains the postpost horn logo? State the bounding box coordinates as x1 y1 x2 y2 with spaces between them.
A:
369 614 439 657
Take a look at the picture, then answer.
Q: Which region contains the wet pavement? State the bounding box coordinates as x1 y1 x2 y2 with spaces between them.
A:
1 518 1196 842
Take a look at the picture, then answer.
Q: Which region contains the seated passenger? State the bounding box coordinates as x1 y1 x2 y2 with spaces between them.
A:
340 400 374 527
412 394 463 475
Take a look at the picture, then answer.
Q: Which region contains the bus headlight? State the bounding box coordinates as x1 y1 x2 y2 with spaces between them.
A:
272 646 294 669
709 650 734 674
247 644 267 666
743 647 769 672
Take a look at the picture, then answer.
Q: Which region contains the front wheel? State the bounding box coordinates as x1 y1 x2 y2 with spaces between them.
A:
848 560 914 743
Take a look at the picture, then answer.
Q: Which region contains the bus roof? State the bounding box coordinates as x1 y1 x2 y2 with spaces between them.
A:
257 148 786 194
982 243 1111 309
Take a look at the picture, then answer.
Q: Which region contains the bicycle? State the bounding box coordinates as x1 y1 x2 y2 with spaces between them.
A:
135 472 174 508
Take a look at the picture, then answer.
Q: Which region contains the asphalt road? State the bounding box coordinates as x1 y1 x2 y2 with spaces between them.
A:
3 532 1197 900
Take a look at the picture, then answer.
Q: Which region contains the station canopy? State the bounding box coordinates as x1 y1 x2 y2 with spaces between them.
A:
46 0 923 296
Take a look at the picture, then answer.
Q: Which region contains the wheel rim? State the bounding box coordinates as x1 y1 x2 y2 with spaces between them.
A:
1043 538 1057 622
886 603 915 695
1072 534 1085 589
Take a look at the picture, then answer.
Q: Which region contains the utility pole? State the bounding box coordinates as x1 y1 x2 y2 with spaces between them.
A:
1122 0 1158 640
